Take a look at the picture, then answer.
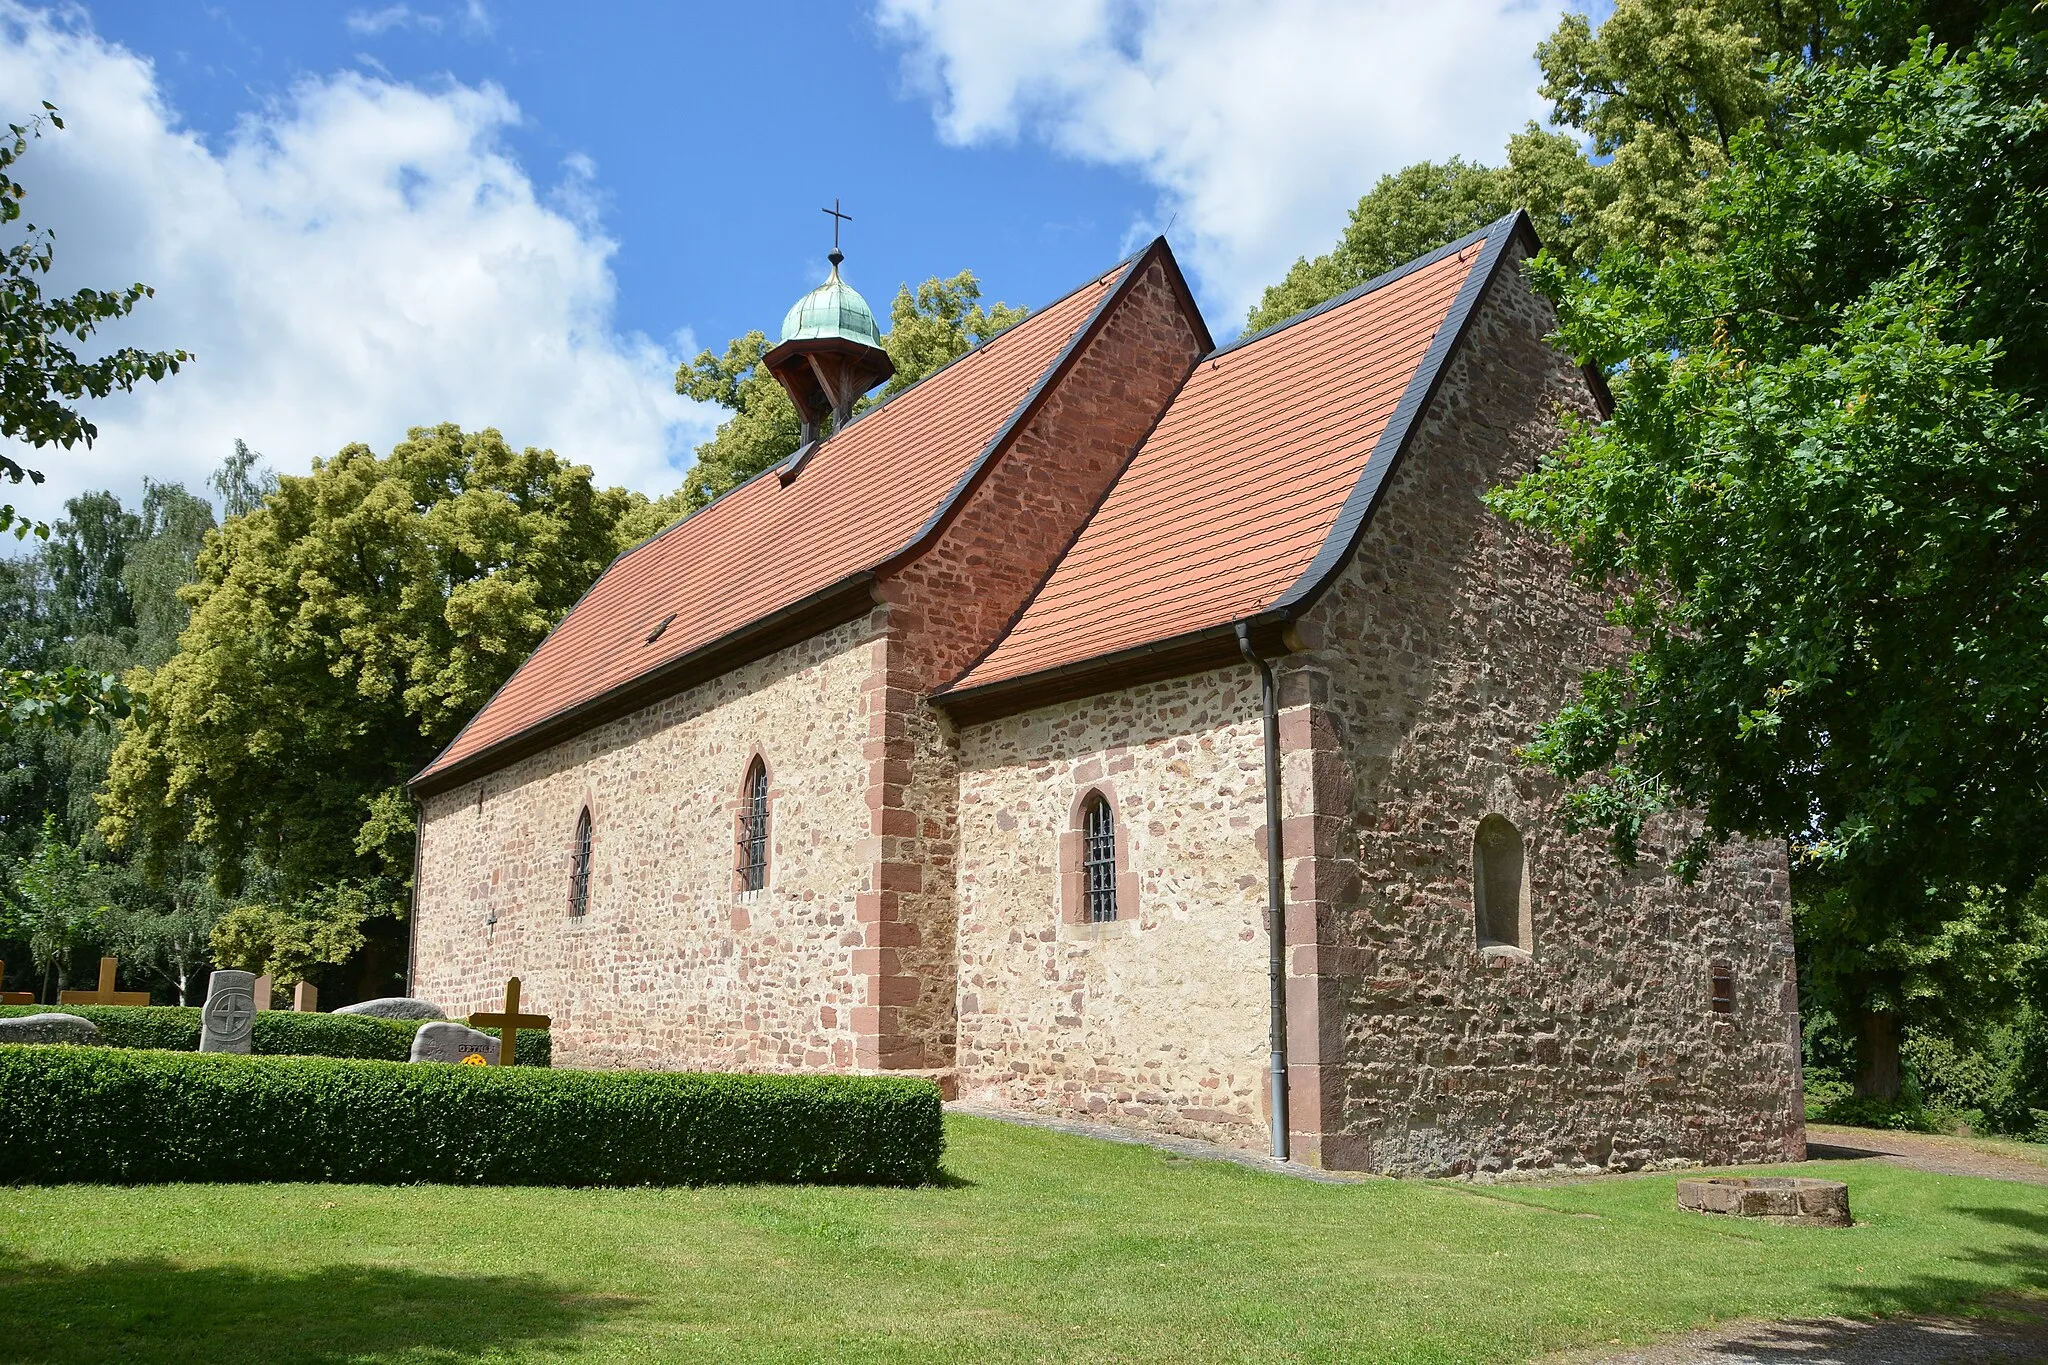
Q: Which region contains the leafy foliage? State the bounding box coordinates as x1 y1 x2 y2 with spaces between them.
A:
1245 159 1515 333
0 105 188 475
674 269 1024 510
208 882 390 988
0 1047 943 1187
1489 30 2048 1089
0 813 102 991
99 424 655 902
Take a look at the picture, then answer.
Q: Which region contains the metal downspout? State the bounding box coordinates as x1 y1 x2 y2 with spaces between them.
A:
1236 622 1289 1161
405 796 424 997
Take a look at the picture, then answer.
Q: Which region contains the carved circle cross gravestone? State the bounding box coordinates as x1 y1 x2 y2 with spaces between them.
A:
1676 1176 1851 1226
199 970 257 1054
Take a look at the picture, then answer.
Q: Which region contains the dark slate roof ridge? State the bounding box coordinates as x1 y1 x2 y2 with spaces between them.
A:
1258 210 1533 620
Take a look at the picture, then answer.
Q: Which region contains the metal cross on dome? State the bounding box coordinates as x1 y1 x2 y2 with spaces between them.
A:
821 198 852 253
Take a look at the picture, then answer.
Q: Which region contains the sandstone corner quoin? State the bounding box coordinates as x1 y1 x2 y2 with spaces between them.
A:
407 214 1804 1176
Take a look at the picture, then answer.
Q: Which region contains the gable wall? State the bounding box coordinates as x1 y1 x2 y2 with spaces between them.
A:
859 255 1207 1073
1282 242 1803 1173
410 613 880 1071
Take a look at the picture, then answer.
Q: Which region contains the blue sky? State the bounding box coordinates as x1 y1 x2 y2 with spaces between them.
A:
91 2 1156 351
4 1 1573 512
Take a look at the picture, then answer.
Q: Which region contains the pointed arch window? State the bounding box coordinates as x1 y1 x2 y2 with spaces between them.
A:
738 758 770 894
567 807 593 917
1082 792 1117 923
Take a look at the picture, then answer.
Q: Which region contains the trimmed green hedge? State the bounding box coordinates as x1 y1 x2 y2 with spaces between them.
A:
0 1046 943 1187
0 1004 549 1067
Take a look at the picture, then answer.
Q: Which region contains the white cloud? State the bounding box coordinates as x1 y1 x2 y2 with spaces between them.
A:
876 0 1568 323
344 2 490 38
1 2 708 522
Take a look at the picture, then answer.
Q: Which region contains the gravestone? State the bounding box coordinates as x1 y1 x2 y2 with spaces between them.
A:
335 997 445 1020
410 1020 500 1065
0 1012 100 1045
468 977 550 1067
57 956 149 1006
252 974 274 1011
199 970 258 1054
293 982 317 1012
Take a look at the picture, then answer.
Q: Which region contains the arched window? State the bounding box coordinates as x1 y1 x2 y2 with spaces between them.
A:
737 758 769 893
1082 791 1118 923
567 807 593 917
1473 814 1528 952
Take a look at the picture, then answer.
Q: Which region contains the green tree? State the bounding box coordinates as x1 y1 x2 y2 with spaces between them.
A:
1 104 187 733
1487 29 2048 1095
0 812 103 998
1245 160 1516 333
207 881 383 989
99 424 658 912
674 269 1025 509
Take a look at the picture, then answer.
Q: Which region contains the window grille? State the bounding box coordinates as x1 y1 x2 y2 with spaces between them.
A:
567 808 592 917
738 760 769 893
1082 793 1117 923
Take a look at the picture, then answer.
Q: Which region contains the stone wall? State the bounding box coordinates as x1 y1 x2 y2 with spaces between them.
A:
952 668 1274 1147
862 254 1207 1074
1282 242 1804 1174
411 615 880 1072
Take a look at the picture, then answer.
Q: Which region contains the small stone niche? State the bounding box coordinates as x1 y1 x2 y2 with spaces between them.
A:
1676 1176 1850 1226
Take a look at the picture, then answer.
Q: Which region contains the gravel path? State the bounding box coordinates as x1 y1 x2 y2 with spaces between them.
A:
1804 1126 2048 1187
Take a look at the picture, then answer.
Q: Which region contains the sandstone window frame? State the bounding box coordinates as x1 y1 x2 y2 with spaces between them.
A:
734 753 772 898
566 803 594 918
1472 813 1532 958
1060 783 1135 925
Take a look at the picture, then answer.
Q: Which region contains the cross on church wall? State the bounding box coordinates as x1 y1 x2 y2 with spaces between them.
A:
57 956 150 1007
468 976 550 1066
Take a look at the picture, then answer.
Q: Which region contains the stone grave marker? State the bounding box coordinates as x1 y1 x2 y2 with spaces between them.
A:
468 977 550 1066
293 981 317 1012
200 970 258 1054
0 958 33 1005
0 1012 99 1044
57 956 150 1007
253 974 274 1010
410 1020 500 1065
335 997 444 1020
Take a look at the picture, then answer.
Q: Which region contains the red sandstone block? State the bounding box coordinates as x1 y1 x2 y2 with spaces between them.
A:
851 947 901 977
875 861 923 893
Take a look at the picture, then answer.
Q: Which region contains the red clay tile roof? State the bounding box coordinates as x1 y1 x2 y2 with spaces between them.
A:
943 218 1517 702
415 255 1135 790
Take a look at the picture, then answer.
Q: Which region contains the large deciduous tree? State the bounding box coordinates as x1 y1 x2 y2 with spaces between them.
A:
99 424 662 908
1487 27 2048 1095
675 269 1024 509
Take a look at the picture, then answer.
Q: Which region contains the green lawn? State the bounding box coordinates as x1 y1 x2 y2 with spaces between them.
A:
2 1114 2043 1364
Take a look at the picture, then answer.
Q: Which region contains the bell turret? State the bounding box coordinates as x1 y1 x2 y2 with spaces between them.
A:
763 206 894 446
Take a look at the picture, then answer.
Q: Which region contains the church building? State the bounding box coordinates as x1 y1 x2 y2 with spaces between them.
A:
408 213 1805 1174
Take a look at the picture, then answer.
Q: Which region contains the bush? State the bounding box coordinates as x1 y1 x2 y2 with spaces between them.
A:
0 1046 943 1187
0 1004 549 1066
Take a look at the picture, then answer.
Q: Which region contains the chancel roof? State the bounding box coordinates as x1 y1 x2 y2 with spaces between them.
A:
940 217 1523 710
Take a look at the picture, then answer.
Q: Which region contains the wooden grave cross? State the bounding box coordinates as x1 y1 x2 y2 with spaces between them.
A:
0 959 32 1006
468 977 549 1067
58 956 150 1007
